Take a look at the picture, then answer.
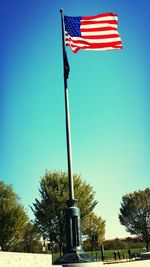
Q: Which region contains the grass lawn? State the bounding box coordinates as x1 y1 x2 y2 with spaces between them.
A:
90 248 144 261
52 248 144 263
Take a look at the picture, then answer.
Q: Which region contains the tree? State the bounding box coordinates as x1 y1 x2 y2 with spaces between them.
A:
0 181 28 251
32 170 105 255
103 238 127 250
19 222 43 253
83 212 105 251
119 188 150 251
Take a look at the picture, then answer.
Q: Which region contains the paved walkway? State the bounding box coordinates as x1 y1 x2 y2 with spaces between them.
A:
57 259 150 267
0 252 150 267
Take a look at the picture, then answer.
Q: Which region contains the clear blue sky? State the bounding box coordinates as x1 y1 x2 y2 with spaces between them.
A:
1 0 150 239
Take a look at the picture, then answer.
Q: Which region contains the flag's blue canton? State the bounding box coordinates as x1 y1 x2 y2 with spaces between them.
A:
64 16 82 37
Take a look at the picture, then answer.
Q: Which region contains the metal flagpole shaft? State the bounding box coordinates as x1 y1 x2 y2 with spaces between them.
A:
60 8 74 202
54 9 94 262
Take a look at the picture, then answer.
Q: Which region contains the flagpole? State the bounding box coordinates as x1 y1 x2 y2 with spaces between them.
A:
60 8 74 202
54 9 93 264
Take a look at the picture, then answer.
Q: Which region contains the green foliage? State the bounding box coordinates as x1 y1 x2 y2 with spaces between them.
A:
119 188 150 251
103 237 145 251
103 238 127 250
0 181 28 251
83 212 105 251
32 171 68 254
125 237 145 249
32 170 105 253
19 222 43 253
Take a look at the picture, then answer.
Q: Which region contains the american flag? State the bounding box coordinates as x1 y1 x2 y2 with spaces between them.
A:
64 13 123 53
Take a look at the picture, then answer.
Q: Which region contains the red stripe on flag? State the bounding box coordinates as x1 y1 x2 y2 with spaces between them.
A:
81 34 120 39
81 27 117 32
85 41 122 48
82 13 118 20
66 36 90 46
81 20 118 26
66 41 122 53
66 37 122 48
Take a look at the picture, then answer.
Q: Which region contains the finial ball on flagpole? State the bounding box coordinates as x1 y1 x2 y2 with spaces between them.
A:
60 8 64 14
